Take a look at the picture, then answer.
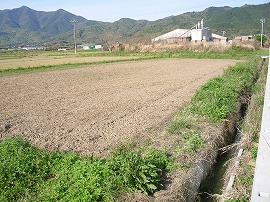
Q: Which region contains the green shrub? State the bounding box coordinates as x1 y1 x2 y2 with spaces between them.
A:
108 148 171 194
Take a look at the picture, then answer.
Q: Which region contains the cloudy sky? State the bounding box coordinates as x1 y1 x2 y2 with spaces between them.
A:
0 0 268 22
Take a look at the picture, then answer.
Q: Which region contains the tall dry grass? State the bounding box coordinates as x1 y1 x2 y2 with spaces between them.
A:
124 41 257 53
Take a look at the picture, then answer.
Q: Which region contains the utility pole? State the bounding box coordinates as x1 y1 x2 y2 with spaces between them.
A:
70 19 77 54
260 18 266 48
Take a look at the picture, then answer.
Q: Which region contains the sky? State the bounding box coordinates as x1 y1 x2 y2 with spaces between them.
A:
0 0 268 22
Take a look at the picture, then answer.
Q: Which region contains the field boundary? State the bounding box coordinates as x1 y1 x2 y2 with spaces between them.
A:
0 56 157 76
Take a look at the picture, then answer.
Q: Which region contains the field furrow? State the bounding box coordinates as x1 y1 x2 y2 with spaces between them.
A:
0 58 238 156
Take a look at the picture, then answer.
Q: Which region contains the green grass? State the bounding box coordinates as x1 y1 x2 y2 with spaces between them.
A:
168 58 258 135
251 145 258 159
0 50 40 60
190 60 256 122
0 137 172 201
225 197 249 202
183 131 205 154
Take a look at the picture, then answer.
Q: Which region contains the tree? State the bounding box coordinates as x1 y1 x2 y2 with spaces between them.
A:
101 32 120 53
255 34 267 46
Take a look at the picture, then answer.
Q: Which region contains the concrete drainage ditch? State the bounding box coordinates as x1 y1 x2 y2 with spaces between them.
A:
184 59 265 202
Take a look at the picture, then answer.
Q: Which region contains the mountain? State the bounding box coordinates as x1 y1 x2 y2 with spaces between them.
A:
0 4 269 47
74 3 270 45
0 6 99 46
135 3 270 38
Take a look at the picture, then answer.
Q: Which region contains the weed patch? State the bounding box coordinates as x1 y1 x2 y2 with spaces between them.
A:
0 137 59 201
183 131 205 154
169 59 258 132
190 61 255 122
0 137 172 201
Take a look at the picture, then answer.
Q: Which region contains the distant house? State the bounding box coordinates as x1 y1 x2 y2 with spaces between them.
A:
234 35 254 43
20 46 44 50
152 28 213 43
212 33 228 43
77 44 103 50
94 45 103 49
77 44 90 50
242 35 253 41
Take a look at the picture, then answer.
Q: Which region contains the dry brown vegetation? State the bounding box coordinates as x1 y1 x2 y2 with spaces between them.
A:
124 41 258 53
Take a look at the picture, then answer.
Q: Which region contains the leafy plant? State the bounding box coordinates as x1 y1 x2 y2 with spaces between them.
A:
0 137 60 202
108 147 172 194
0 137 172 201
167 119 192 134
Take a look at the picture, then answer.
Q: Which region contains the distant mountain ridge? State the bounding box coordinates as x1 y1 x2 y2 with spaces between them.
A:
0 4 269 47
0 6 94 34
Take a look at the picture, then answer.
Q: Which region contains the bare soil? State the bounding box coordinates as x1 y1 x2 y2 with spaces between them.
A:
0 58 239 156
0 55 140 69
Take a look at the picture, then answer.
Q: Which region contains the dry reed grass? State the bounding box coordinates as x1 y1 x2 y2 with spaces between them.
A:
124 41 257 53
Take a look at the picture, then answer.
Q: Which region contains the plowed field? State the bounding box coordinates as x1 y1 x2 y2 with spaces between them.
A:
0 58 239 156
0 56 140 69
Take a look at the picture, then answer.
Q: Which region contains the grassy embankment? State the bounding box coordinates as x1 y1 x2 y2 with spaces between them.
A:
166 52 268 200
0 48 268 201
166 56 261 167
224 59 268 201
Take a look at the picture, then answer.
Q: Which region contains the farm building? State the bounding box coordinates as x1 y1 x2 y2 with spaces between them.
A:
152 29 192 42
233 35 254 43
191 27 212 41
152 19 223 43
212 33 228 43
